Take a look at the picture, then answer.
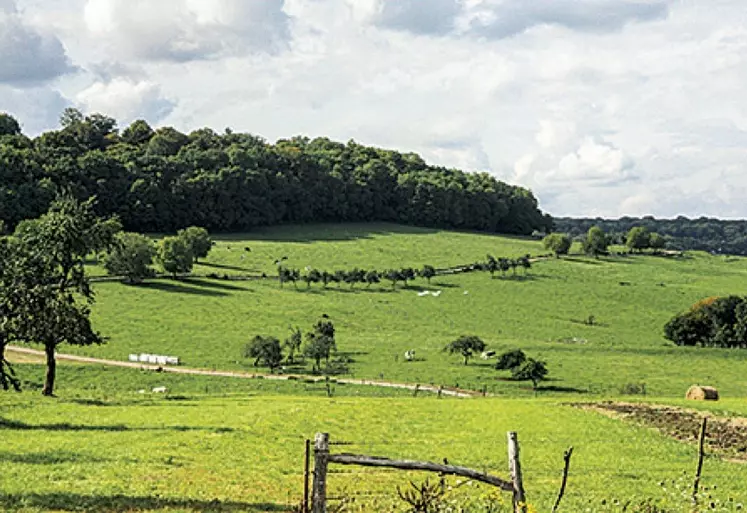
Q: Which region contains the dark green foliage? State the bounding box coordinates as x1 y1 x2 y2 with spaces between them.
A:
444 335 486 365
486 254 498 277
664 296 747 348
419 264 436 283
384 269 401 289
303 269 322 288
400 267 415 287
0 113 22 137
582 225 609 257
0 113 551 237
284 327 303 363
104 232 156 284
157 236 194 277
542 232 572 257
2 195 117 395
365 269 380 287
495 349 527 371
177 226 212 262
243 335 283 372
304 320 337 372
649 233 666 251
626 226 650 252
512 358 548 389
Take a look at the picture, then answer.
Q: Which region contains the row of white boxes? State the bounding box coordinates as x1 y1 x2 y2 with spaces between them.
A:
128 354 180 366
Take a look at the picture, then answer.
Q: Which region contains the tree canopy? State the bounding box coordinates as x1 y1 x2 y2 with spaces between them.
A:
0 111 552 237
444 335 486 365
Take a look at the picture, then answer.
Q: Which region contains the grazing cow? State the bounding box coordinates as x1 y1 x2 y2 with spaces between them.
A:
244 247 251 252
418 291 430 297
404 350 415 362
480 350 496 360
152 386 168 393
128 354 139 362
432 290 442 297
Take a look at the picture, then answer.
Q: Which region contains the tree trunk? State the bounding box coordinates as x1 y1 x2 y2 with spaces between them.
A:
42 344 57 397
463 355 469 365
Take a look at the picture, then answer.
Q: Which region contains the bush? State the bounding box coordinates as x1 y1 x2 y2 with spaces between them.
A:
494 349 526 371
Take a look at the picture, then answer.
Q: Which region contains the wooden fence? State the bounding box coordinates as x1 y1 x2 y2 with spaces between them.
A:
306 431 528 513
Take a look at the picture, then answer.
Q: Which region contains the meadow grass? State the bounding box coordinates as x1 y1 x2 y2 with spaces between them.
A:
2 391 746 512
48 223 747 398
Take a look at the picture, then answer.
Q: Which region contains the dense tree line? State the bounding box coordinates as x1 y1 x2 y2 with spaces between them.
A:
554 217 747 256
0 110 552 236
665 296 747 348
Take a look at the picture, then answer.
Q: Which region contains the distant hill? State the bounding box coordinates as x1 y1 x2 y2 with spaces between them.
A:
0 110 552 237
554 216 747 256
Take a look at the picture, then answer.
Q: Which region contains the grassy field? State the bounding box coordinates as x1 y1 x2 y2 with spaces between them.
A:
5 222 747 512
47 222 747 398
2 391 747 512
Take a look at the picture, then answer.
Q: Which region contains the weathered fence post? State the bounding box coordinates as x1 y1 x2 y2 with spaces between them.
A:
692 417 708 505
312 433 329 513
303 439 311 513
507 432 527 513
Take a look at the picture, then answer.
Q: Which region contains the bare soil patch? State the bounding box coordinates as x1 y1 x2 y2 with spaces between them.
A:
579 402 747 460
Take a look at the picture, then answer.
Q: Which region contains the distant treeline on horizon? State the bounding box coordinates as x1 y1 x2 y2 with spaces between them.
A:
0 110 551 236
2 110 746 255
554 217 747 256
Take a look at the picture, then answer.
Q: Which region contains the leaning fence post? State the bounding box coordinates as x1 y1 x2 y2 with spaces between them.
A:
507 432 527 513
312 433 329 513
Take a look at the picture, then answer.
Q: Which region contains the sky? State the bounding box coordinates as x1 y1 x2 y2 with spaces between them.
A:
1 0 746 219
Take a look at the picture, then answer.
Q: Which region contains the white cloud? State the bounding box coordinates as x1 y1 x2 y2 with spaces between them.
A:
83 0 290 62
6 0 747 218
76 78 175 125
0 0 74 85
0 86 70 134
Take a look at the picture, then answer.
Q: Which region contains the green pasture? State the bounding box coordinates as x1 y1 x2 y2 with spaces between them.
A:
2 393 746 513
48 223 747 398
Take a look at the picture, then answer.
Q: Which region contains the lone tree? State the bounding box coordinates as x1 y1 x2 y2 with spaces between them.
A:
444 335 486 365
419 265 436 284
104 232 156 284
542 233 572 257
158 236 194 277
9 196 120 396
626 226 650 253
178 226 212 263
512 358 548 390
583 225 609 258
243 335 283 372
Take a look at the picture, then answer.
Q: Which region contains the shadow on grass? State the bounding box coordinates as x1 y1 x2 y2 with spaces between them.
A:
0 417 235 434
226 223 439 243
199 262 253 272
0 450 108 465
0 492 289 512
536 385 588 394
181 278 248 292
137 281 228 297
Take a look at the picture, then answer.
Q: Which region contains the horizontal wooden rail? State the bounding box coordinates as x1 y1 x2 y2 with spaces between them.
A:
327 453 513 492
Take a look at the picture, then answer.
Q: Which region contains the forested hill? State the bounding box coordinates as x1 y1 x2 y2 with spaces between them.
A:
555 217 747 256
0 111 552 236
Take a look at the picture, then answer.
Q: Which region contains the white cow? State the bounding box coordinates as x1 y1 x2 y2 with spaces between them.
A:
404 350 416 362
152 386 168 393
480 350 496 360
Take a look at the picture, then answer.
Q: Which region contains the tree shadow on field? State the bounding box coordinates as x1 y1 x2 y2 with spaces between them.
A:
0 450 108 465
0 417 236 434
0 492 288 512
563 257 604 266
236 223 439 243
137 281 228 297
181 278 248 292
199 262 252 272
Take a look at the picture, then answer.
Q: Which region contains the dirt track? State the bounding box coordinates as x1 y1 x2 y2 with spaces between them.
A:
6 346 476 398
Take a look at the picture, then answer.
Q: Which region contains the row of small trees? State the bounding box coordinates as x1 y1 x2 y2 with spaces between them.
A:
278 266 436 290
103 226 213 283
542 225 667 258
244 320 339 373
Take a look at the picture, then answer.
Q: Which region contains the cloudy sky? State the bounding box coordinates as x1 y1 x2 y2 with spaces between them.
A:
1 0 746 218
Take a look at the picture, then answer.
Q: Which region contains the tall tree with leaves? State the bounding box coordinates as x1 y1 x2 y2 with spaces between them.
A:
583 225 609 258
178 226 212 263
284 326 303 364
542 233 572 257
157 236 194 277
10 195 120 396
444 335 487 365
104 232 156 284
303 320 337 372
243 335 283 372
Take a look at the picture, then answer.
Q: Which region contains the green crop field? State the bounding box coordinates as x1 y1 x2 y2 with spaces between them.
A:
5 223 747 512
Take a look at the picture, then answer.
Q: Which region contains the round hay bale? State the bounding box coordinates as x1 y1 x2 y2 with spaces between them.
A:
686 385 719 401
